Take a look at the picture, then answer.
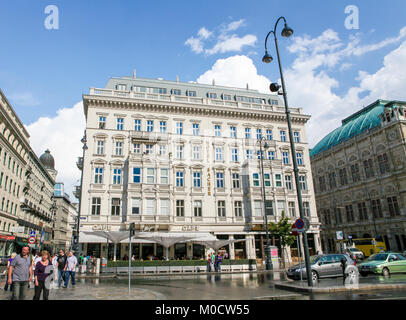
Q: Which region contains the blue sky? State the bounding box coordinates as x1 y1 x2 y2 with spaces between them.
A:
1 0 406 194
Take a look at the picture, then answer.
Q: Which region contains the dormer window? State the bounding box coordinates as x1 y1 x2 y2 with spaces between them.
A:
209 93 217 99
172 89 181 95
116 84 127 91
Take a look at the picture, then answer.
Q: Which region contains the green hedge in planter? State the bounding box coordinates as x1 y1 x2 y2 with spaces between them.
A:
106 259 256 268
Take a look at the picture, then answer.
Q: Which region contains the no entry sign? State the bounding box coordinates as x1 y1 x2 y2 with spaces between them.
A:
291 223 299 237
28 236 36 244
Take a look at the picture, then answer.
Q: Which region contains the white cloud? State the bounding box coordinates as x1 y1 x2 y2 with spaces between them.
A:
26 101 85 199
184 37 204 54
197 55 272 94
197 27 212 40
8 92 40 107
224 19 245 32
205 34 257 55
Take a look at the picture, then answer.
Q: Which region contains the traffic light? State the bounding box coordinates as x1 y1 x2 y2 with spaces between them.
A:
129 223 136 237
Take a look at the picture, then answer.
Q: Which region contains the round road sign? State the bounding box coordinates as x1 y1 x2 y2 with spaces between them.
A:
295 218 304 229
291 223 299 237
28 236 36 244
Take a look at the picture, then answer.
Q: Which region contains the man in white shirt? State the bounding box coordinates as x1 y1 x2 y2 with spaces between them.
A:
62 251 77 288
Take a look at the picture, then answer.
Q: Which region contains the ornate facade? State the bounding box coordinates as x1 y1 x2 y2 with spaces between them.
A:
311 100 406 253
79 75 321 260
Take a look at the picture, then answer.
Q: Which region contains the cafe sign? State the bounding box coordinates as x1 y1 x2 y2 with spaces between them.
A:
92 224 112 231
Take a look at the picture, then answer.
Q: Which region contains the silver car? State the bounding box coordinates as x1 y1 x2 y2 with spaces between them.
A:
344 248 364 261
287 254 358 282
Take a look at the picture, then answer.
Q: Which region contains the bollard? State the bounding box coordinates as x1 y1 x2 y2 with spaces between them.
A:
96 258 100 275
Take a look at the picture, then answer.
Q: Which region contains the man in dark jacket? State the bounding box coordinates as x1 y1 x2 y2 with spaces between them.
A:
340 256 347 284
56 249 67 288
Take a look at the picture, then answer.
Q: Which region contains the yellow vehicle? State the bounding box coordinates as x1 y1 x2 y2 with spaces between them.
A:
352 238 386 257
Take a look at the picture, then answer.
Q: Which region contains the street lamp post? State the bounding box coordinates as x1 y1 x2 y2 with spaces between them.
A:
74 131 88 260
262 17 313 286
258 137 273 270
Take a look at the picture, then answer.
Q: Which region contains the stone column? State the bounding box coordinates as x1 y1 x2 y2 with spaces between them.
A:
139 244 143 260
187 243 193 259
229 235 235 260
153 243 157 256
313 232 322 254
113 243 117 261
246 235 256 259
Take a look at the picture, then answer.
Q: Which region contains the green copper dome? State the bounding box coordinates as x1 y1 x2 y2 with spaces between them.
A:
310 100 391 157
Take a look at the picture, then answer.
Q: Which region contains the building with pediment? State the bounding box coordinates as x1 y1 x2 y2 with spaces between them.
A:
78 72 321 261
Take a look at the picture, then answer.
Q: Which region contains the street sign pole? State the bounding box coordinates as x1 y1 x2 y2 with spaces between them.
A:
129 228 131 293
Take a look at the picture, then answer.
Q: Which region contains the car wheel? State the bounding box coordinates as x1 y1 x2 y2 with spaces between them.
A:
382 267 390 277
312 271 319 282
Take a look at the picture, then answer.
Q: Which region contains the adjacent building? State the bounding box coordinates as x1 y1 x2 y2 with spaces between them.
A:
0 88 55 254
79 73 322 261
310 99 406 253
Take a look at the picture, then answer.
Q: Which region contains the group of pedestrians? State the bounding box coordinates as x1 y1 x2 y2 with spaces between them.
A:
206 252 223 272
3 246 78 300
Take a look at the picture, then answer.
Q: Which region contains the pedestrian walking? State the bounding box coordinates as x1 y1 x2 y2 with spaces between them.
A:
206 254 212 272
214 254 219 272
210 252 215 272
56 249 67 288
33 250 53 300
63 251 77 288
340 256 347 284
3 252 17 291
8 246 33 300
217 253 223 272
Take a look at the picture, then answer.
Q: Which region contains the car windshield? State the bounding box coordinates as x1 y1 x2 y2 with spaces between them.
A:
367 253 388 261
310 256 320 264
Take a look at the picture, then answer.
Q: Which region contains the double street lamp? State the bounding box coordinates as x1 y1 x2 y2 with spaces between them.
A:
262 17 313 286
257 137 273 270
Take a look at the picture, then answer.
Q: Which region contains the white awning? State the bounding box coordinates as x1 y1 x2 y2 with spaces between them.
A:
131 232 217 248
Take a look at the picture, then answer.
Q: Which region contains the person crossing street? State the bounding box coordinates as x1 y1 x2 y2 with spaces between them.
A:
63 251 77 288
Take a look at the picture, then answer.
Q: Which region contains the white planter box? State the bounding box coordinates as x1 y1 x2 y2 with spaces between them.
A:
231 265 242 271
144 266 157 273
194 266 205 272
169 266 182 273
157 266 170 273
182 266 195 272
221 265 231 272
132 267 143 273
242 265 250 271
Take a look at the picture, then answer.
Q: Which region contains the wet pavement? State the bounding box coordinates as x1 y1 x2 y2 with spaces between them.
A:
1 272 406 300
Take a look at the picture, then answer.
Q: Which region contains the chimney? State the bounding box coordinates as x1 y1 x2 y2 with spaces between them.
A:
246 83 249 90
212 79 215 86
133 69 137 78
176 75 179 82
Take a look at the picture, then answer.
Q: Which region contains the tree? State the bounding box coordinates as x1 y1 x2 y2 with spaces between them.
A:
268 211 296 268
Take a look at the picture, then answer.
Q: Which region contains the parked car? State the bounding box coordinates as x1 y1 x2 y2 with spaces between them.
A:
287 254 358 282
358 252 406 277
344 248 364 261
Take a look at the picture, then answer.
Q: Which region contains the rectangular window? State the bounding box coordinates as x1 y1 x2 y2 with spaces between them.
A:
91 198 101 216
245 128 251 139
94 167 103 184
285 175 293 190
266 129 273 141
176 200 185 217
378 153 390 174
193 145 201 160
282 152 289 164
111 198 121 216
176 122 183 135
296 152 303 165
160 121 167 133
253 173 260 187
115 142 123 156
234 201 242 217
217 201 226 217
99 116 106 129
96 140 104 155
172 89 181 95
193 171 201 188
339 168 348 185
387 196 400 217
319 176 326 192
176 145 184 159
275 174 282 187
299 175 307 190
187 90 196 97
345 205 355 222
266 200 274 216
146 168 155 184
256 129 262 140
371 199 383 218
113 168 122 184
277 200 286 216
350 164 360 182
134 119 141 131
193 123 200 136
117 118 124 131
223 94 232 101
214 125 221 137
215 147 223 161
160 168 169 184
357 202 368 221
209 92 217 99
145 144 154 154
264 173 271 187
268 151 275 160
246 150 253 159
133 168 141 184
257 150 264 160
280 130 287 142
230 126 237 138
231 148 238 162
132 198 140 215
176 170 184 187
194 200 202 217
133 144 141 154
254 200 262 217
147 120 154 132
288 202 296 217
159 145 167 156
216 172 224 189
146 199 156 215
294 132 300 143
232 173 240 189
363 159 375 178
160 199 169 216
328 172 337 189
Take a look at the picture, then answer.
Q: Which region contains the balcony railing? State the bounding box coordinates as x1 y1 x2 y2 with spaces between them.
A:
88 88 302 114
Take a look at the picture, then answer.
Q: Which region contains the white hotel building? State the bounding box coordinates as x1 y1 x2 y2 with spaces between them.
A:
79 73 321 261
